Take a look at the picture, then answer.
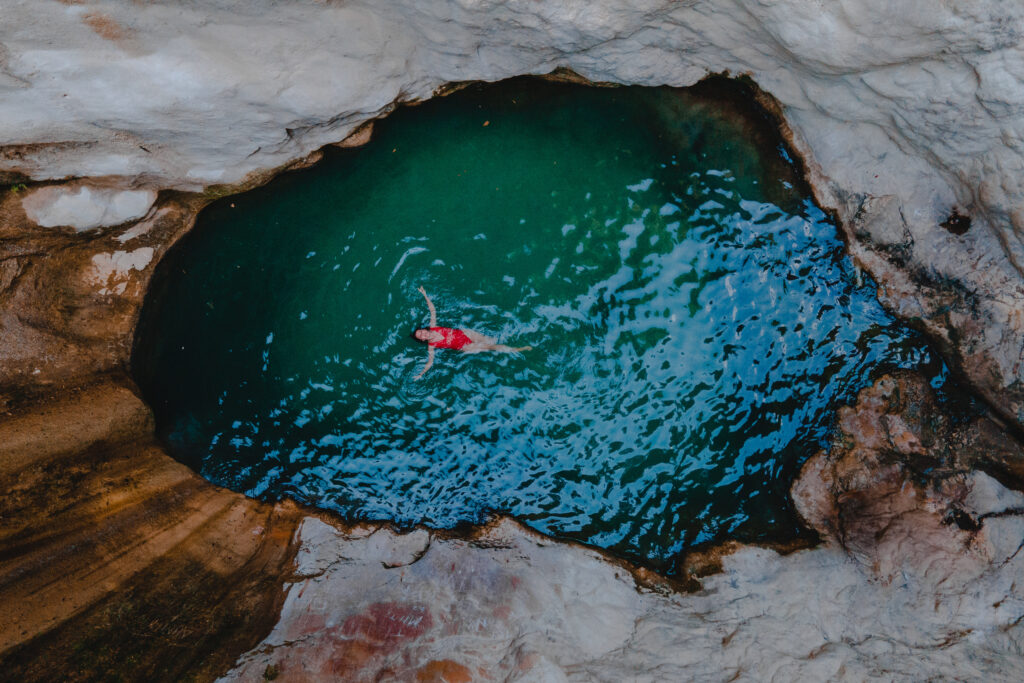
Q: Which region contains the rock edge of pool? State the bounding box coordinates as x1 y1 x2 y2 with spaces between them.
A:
129 77 958 575
3 5 1024 675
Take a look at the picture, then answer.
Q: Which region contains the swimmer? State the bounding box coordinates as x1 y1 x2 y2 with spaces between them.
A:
413 286 531 379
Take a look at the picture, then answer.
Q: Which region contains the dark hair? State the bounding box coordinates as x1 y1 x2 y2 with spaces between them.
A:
411 328 429 343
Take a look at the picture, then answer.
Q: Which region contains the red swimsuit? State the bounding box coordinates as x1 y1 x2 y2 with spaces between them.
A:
429 326 472 350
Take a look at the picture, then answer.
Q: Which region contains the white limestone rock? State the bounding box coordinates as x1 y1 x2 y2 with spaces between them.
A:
964 471 1024 519
88 247 154 296
219 372 1024 680
221 493 1024 681
21 183 156 231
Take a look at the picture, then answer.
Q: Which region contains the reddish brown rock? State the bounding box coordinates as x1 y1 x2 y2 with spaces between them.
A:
793 372 1024 583
0 378 305 681
415 659 474 682
0 187 203 397
342 603 433 643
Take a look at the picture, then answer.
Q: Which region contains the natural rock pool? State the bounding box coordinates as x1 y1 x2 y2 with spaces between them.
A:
133 79 944 572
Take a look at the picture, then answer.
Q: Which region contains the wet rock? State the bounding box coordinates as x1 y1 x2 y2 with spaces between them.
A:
0 189 201 395
217 379 1024 679
792 372 1024 554
217 374 1024 682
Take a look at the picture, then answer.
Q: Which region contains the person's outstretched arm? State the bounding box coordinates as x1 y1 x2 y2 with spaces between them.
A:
418 286 437 327
415 345 435 380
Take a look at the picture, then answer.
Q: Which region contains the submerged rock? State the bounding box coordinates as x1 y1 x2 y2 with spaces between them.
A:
790 384 1024 660
792 372 1024 554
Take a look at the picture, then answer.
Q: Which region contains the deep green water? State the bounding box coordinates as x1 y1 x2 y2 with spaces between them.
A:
134 80 944 573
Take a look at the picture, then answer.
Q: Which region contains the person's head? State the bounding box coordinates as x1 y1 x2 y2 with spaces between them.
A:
413 328 441 344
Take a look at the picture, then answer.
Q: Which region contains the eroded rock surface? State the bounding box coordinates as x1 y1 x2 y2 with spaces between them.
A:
222 466 1024 681
2 0 1023 426
0 187 204 396
793 372 1024 551
0 378 305 681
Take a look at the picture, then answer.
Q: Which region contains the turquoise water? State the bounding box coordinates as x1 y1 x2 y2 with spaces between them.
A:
133 79 943 573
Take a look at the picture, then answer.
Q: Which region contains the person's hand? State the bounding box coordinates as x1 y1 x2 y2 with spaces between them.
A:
418 285 426 295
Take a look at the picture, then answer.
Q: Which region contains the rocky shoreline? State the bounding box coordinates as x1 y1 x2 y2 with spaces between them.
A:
4 370 1024 680
4 0 1024 679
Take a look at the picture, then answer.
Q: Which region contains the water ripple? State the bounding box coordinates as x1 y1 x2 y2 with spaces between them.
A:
134 80 944 573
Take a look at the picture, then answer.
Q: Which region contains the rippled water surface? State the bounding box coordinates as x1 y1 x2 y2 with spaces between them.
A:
134 80 943 572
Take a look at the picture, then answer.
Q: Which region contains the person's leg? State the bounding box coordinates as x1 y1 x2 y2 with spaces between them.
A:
463 329 531 352
463 329 496 344
462 342 531 353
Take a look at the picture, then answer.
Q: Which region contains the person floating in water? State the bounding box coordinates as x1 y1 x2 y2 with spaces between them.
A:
413 286 531 379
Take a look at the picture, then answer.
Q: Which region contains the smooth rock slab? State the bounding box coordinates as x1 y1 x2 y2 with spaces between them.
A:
0 379 307 681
